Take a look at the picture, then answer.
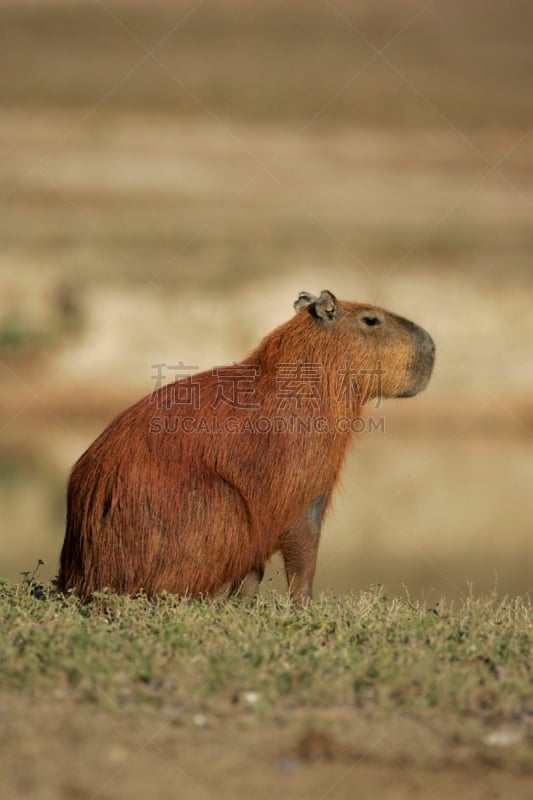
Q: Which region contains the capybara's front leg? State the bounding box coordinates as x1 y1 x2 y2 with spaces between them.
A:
279 495 327 605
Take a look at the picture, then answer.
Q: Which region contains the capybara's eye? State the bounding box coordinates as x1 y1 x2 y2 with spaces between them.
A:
362 315 381 327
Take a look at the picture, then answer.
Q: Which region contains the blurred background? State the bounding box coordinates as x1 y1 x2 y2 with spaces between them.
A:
0 0 532 600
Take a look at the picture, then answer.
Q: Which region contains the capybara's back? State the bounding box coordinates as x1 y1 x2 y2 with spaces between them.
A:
58 291 435 603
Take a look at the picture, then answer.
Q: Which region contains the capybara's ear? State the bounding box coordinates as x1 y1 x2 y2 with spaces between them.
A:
294 291 317 311
312 290 339 322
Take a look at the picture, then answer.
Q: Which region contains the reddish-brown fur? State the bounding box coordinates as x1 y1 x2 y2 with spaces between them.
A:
58 291 435 604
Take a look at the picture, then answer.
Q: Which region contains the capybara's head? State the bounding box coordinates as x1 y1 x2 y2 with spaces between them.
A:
294 290 435 404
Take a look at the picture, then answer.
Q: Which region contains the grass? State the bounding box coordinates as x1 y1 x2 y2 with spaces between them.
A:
2 578 533 723
3 578 533 799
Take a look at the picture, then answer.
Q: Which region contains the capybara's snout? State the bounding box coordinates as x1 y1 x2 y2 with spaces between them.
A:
400 320 436 397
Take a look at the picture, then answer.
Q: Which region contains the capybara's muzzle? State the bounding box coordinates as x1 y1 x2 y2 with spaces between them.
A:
401 325 435 397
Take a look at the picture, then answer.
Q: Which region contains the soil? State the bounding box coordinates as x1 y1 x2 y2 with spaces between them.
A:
2 696 532 800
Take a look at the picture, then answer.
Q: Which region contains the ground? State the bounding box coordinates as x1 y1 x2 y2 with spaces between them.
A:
2 584 533 799
5 697 533 800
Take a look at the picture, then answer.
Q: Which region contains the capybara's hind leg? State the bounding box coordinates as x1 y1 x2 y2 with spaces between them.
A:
229 566 265 600
279 495 328 605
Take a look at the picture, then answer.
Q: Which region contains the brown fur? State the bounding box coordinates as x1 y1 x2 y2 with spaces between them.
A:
57 291 435 604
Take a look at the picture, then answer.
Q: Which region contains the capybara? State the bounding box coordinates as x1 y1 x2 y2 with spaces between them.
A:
58 290 435 604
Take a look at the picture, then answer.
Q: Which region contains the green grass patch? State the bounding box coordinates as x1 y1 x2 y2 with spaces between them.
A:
2 580 533 723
